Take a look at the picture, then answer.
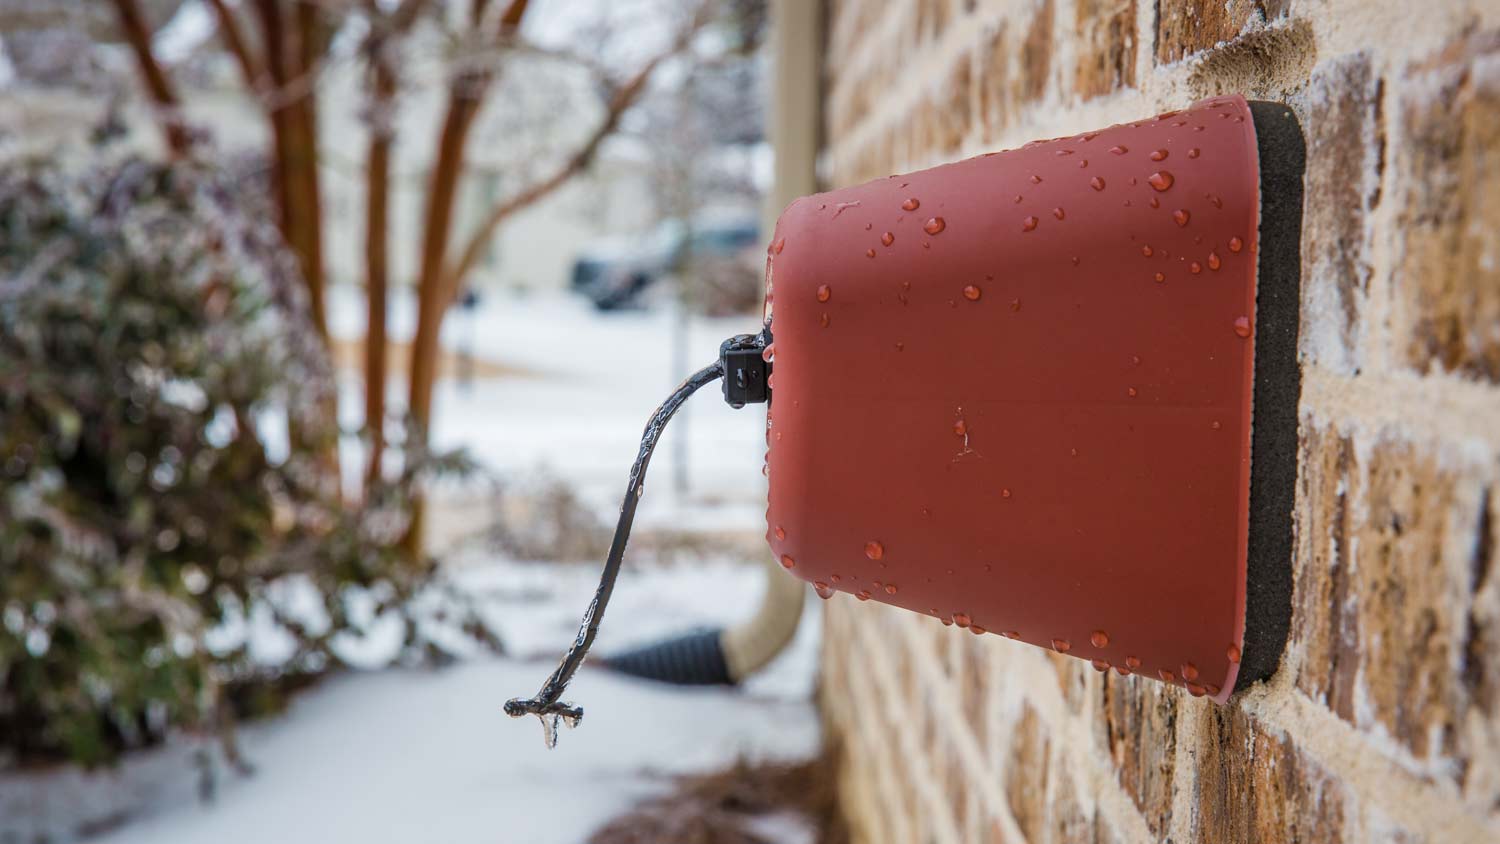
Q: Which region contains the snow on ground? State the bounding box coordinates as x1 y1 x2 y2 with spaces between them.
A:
78 559 821 844
330 284 771 533
2 290 818 844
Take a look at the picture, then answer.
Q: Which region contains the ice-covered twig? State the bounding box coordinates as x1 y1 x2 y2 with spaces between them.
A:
504 360 725 746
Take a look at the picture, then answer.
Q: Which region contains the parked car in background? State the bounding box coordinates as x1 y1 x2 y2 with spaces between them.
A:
567 233 669 311
570 212 761 314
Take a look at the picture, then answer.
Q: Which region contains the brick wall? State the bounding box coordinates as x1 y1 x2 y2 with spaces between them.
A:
815 1 1500 841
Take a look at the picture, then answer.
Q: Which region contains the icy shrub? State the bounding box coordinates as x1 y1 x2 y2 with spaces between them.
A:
0 157 490 767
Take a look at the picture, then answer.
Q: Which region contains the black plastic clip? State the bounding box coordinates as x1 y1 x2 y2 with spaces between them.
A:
720 328 773 409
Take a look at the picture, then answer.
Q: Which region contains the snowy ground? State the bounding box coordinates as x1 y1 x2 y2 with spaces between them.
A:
331 284 772 535
3 290 819 844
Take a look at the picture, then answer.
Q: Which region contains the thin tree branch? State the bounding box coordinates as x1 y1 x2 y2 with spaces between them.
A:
108 0 194 156
440 29 696 300
360 0 427 490
205 0 266 93
401 0 531 552
209 0 338 114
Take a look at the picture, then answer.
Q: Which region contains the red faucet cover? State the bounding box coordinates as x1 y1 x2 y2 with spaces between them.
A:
763 95 1303 702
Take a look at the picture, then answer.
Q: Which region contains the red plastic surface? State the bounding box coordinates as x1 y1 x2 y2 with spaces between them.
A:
763 96 1261 703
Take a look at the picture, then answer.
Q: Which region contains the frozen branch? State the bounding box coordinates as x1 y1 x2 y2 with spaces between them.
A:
108 0 195 156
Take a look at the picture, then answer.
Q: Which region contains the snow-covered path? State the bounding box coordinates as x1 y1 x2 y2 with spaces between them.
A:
13 556 822 844
90 660 818 844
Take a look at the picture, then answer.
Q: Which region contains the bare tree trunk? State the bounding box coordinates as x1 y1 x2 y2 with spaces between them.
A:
363 56 396 489
252 0 328 339
400 94 477 551
360 0 428 492
402 0 529 553
289 1 329 339
406 96 478 440
109 0 193 156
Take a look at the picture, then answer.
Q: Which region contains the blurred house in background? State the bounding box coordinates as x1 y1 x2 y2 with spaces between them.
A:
0 0 768 297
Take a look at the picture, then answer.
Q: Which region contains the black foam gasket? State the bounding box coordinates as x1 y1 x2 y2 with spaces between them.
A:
1235 101 1305 691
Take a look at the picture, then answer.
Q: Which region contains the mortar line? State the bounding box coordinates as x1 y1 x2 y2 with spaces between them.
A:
1300 366 1500 455
1237 682 1496 843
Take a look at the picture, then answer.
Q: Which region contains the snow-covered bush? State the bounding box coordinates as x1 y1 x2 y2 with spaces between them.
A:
0 157 488 768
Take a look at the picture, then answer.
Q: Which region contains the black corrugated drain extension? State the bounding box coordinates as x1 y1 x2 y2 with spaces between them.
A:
600 628 734 686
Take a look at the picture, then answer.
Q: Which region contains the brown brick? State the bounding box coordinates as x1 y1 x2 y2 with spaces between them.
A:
1005 706 1050 843
1099 675 1177 838
1394 32 1500 382
1290 434 1488 773
977 23 1015 138
1192 704 1349 843
827 0 892 69
1019 0 1054 104
1295 53 1383 375
915 0 951 43
1288 428 1499 801
1360 441 1489 766
1291 424 1361 721
1053 650 1092 715
958 637 990 746
1155 0 1287 65
1045 754 1097 844
1074 0 1137 100
936 56 973 155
